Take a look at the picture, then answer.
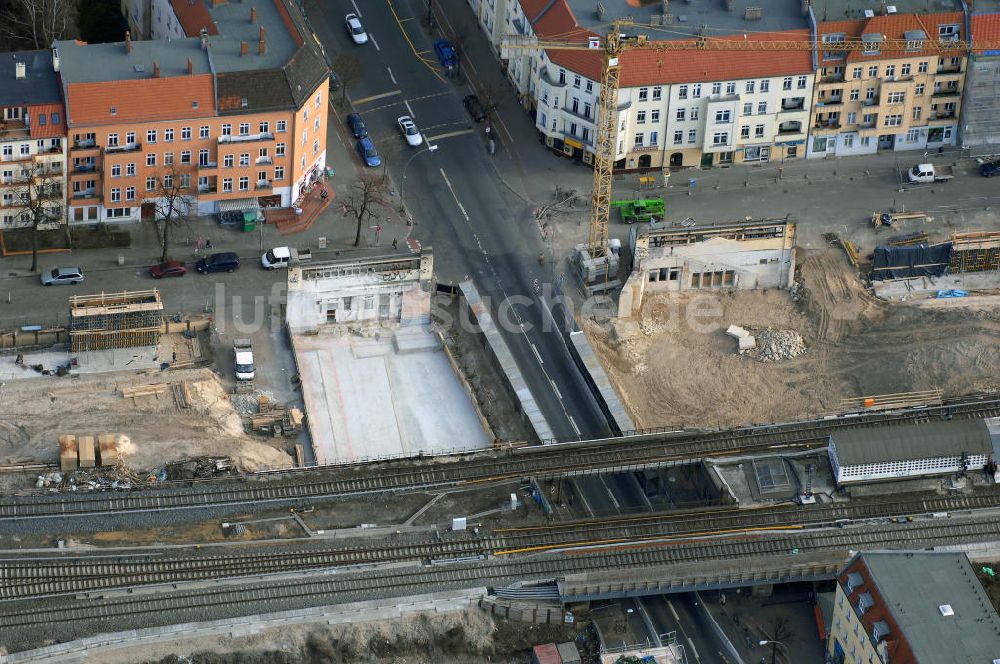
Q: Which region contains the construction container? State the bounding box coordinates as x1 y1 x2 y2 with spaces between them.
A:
532 643 562 664
556 642 581 664
58 435 78 472
97 434 118 466
77 435 96 468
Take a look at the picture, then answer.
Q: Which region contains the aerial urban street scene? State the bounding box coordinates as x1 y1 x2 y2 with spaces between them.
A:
1 0 1000 661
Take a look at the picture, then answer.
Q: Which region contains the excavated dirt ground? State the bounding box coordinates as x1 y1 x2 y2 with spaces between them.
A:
0 366 292 472
586 248 1000 429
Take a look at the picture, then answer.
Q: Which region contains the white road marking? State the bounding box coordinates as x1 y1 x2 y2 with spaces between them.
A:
530 343 544 364
371 35 380 51
667 600 680 622
350 0 361 16
386 67 396 84
549 379 561 400
598 475 620 509
568 416 580 436
404 99 414 117
439 168 469 221
687 638 700 662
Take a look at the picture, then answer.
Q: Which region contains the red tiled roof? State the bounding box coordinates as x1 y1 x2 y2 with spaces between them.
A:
519 0 551 21
818 11 966 62
29 102 66 139
972 13 1000 53
170 0 219 37
66 75 216 124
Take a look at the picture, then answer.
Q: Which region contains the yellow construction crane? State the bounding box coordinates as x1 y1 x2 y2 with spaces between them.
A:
504 22 1000 292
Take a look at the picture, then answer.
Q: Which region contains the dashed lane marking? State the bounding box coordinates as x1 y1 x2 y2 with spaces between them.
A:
353 89 402 105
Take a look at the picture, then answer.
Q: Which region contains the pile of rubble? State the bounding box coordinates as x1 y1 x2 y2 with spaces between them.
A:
36 455 235 492
754 328 807 362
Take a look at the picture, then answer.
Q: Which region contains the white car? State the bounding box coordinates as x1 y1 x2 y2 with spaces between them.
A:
345 13 368 45
397 115 423 146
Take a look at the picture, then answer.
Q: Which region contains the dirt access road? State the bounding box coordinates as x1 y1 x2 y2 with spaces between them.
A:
586 248 1000 429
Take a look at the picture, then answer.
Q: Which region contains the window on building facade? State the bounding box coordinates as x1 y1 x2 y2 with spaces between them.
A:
110 188 121 202
755 124 765 137
163 174 172 188
180 151 191 164
884 114 902 127
164 128 174 142
886 64 896 78
759 80 769 92
125 186 135 201
850 89 859 100
740 125 750 139
239 153 249 167
223 178 233 192
688 129 697 143
221 124 232 136
907 128 920 142
726 82 736 94
275 166 285 180
887 91 905 104
224 154 234 168
651 109 660 122
126 163 135 176
147 130 157 143
198 149 209 166
238 176 249 191
915 83 925 95
649 131 658 145
239 123 249 136
912 106 922 120
633 132 643 147
558 68 566 84
676 108 685 121
712 82 722 95
692 84 702 97
146 176 156 192
712 131 728 145
108 133 119 147
797 76 807 89
743 102 752 116
276 143 286 157
745 80 755 93
901 63 911 77
182 127 191 140
276 120 286 132
918 61 928 73
757 101 767 114
164 152 173 166
678 85 688 99
573 74 581 88
146 154 156 166
863 113 874 125
673 130 683 144
200 125 209 139
868 65 878 77
715 109 731 123
111 164 121 177
259 121 269 134
690 107 699 120
638 87 648 101
636 110 646 124
853 67 862 79
652 86 661 99
783 77 792 90
586 80 593 93
847 111 857 124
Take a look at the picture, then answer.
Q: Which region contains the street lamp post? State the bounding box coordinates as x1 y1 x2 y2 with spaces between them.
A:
759 640 785 664
398 143 438 216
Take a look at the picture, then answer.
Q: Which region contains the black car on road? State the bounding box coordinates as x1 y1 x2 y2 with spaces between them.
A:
196 252 240 274
463 94 485 122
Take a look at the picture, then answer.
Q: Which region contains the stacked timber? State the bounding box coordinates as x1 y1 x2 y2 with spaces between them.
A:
58 435 77 472
77 435 96 468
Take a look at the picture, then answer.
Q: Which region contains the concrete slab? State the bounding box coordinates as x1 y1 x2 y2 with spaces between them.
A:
293 326 490 463
873 271 1000 300
0 344 161 381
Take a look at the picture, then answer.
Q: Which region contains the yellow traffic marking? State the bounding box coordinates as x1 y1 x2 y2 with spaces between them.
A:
425 128 475 142
353 89 403 105
386 0 447 84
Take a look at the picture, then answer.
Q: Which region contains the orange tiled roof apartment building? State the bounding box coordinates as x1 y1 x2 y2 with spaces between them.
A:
59 0 328 225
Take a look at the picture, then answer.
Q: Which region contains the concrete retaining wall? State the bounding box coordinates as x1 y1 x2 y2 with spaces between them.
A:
459 281 553 442
0 588 488 664
568 330 635 435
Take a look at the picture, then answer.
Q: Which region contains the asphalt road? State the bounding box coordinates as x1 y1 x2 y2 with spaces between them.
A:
642 593 740 664
307 0 609 440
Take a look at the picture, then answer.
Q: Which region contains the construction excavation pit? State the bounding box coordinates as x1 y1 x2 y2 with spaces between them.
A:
586 247 1000 429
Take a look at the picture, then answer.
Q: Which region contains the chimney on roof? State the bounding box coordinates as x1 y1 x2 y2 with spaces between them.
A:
153 61 160 78
15 61 26 80
250 6 257 23
187 57 193 74
240 40 249 57
258 26 266 54
200 28 209 50
125 30 133 54
52 48 60 72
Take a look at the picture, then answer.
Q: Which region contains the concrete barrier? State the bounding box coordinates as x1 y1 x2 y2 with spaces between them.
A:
567 330 635 435
459 281 554 442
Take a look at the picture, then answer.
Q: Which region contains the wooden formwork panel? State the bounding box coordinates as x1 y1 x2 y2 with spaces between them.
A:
58 435 77 472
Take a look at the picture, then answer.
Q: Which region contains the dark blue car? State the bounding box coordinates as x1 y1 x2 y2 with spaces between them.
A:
356 137 381 167
433 39 457 71
346 112 367 139
981 160 1000 177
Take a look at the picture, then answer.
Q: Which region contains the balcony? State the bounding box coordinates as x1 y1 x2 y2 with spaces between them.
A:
0 153 32 164
104 142 142 154
778 121 804 135
39 187 63 200
197 161 218 170
814 120 841 130
563 106 595 123
780 99 805 112
255 180 272 190
198 184 217 194
73 137 97 149
218 132 274 145
73 162 97 173
936 63 962 74
540 68 567 88
72 189 97 200
255 156 273 165
862 98 880 107
933 112 957 119
631 144 660 153
0 119 30 140
932 88 961 98
820 73 845 83
817 98 843 107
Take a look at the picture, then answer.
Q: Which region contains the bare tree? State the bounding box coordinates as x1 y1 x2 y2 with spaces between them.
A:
763 616 795 664
478 82 505 127
332 53 364 102
149 164 194 262
342 174 388 247
6 160 65 272
0 0 73 50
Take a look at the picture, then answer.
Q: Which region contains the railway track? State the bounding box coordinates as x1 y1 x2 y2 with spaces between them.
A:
4 489 1000 600
3 516 1000 649
1 397 997 520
